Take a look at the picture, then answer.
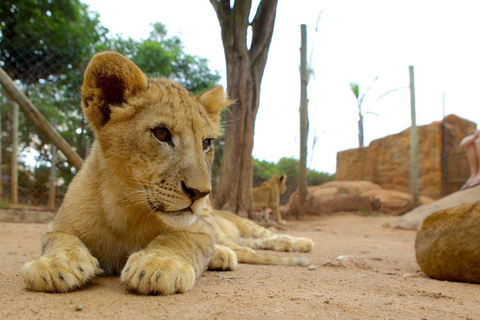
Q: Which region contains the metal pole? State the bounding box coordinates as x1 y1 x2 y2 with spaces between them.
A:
409 66 420 208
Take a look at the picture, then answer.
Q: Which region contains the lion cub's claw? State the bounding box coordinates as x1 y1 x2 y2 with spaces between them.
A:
21 249 101 292
208 245 238 271
121 252 195 295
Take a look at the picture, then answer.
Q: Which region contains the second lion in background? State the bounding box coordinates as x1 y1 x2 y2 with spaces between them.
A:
253 174 287 225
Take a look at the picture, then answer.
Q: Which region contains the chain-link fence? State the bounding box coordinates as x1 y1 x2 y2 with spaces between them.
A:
1 23 91 209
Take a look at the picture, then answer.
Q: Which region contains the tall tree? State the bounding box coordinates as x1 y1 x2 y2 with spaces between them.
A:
210 0 278 218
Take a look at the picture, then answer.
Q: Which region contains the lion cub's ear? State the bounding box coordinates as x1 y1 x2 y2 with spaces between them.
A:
81 51 148 131
197 86 233 123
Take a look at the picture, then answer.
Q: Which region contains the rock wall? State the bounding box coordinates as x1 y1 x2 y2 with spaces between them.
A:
336 114 476 199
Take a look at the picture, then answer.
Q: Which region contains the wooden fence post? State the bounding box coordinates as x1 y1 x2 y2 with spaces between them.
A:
409 66 420 208
298 24 309 218
47 119 58 208
0 67 84 171
11 102 18 205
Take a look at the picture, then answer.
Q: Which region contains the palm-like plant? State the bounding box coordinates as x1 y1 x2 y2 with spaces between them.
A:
349 76 378 148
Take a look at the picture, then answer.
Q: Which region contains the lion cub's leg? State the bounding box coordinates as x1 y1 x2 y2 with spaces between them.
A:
22 232 102 292
232 215 313 253
262 208 270 223
239 235 314 253
270 205 287 225
120 230 214 295
208 245 238 271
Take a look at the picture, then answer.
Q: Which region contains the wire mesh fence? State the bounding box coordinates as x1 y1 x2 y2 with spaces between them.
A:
1 25 91 209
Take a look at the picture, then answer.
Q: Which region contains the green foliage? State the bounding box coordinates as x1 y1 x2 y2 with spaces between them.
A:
134 40 175 76
0 0 106 83
349 82 360 99
0 5 221 204
252 157 334 205
99 22 220 93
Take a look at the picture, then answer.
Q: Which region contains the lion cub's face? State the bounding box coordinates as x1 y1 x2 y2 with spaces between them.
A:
81 52 231 227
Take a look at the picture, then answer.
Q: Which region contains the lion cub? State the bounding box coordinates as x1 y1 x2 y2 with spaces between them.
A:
253 174 288 225
21 51 235 295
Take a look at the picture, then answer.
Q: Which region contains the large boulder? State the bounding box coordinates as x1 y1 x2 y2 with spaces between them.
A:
288 180 434 216
390 183 480 229
415 202 480 284
361 189 435 216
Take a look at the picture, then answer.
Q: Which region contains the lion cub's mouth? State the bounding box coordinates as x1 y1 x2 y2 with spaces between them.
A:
148 199 197 228
148 199 192 215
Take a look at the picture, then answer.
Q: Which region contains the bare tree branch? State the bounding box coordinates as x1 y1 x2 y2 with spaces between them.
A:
376 87 408 101
250 0 278 65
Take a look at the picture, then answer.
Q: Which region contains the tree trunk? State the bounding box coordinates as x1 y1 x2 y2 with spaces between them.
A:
210 0 278 218
298 24 309 219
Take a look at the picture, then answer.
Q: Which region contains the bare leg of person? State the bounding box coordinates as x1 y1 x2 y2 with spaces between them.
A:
460 132 480 190
467 137 480 188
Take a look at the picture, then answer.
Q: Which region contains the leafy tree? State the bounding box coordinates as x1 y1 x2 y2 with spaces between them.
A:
210 0 278 218
99 22 220 93
0 0 105 84
1 4 221 204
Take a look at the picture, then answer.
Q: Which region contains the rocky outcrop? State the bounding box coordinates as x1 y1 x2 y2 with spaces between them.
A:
390 183 480 229
288 181 434 216
415 202 480 284
336 114 475 200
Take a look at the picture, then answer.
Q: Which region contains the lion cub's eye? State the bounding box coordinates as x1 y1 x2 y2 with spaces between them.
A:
151 126 173 145
202 138 213 152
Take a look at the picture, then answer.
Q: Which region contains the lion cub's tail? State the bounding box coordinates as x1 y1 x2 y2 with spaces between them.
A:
235 252 309 267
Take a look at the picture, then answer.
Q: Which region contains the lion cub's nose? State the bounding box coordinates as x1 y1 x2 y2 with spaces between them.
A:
182 182 211 201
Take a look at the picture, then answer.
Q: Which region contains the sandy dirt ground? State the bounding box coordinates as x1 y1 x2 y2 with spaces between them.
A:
0 210 479 319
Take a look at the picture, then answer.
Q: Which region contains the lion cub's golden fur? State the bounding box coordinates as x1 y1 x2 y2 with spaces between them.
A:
214 210 313 266
253 174 287 225
21 52 314 295
21 52 235 295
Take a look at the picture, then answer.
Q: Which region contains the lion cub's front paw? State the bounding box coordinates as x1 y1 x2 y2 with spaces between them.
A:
293 237 314 252
21 249 102 292
208 245 238 271
121 252 195 295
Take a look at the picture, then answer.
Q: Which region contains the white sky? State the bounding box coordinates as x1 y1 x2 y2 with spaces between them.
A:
82 0 480 174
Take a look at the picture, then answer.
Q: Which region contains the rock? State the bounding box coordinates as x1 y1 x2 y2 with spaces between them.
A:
288 191 379 216
74 305 84 312
315 180 381 196
328 255 369 269
391 183 480 229
415 202 480 284
288 181 434 216
361 189 435 216
336 114 474 200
